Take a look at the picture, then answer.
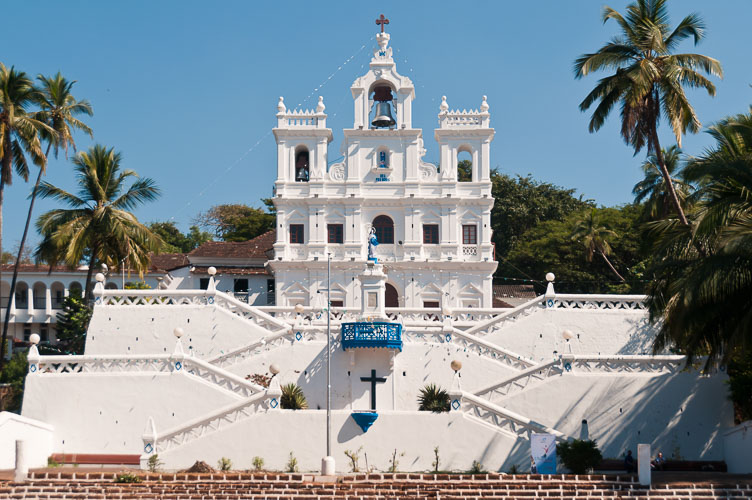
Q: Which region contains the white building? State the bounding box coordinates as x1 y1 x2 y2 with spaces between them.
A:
270 30 496 310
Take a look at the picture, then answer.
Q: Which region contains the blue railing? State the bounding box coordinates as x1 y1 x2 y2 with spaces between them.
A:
341 322 403 351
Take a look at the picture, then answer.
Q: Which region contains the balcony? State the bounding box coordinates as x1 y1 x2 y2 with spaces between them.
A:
341 322 403 351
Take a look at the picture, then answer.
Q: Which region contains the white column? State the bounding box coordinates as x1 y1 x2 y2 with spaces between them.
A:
638 444 651 486
45 287 52 316
26 288 33 314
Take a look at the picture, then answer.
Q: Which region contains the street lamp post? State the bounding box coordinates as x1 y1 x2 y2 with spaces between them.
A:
321 252 335 475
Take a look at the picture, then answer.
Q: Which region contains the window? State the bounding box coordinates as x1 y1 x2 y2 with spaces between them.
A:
266 279 275 305
327 224 344 244
290 224 305 244
234 279 249 293
23 328 31 342
423 301 440 309
199 278 210 290
457 150 473 182
372 215 394 244
40 327 48 343
423 224 439 244
462 225 477 245
330 300 344 308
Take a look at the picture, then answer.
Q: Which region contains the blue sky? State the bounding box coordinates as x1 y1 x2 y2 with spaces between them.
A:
2 1 751 250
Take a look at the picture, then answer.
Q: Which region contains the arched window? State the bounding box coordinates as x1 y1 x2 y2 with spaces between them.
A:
377 148 390 169
457 149 472 182
372 215 394 244
295 148 310 182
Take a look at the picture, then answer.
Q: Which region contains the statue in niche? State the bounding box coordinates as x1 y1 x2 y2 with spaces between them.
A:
367 227 379 263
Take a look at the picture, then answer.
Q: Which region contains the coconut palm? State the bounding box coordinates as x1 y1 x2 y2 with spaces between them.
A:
571 209 625 282
35 144 163 301
1 73 93 357
647 108 752 367
632 145 692 220
0 64 53 366
574 0 722 227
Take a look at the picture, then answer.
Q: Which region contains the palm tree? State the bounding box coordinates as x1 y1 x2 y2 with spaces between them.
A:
571 209 625 282
35 144 163 301
574 0 722 227
0 64 52 366
632 145 692 220
647 108 752 367
1 73 92 356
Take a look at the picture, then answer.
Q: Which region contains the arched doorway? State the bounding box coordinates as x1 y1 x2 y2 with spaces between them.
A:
385 283 399 308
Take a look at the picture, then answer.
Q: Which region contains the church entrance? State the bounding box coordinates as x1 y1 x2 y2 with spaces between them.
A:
385 283 399 308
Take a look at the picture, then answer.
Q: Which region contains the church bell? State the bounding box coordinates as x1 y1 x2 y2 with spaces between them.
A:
371 85 396 129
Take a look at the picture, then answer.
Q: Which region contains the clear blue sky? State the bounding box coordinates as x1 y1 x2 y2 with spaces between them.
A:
2 1 751 250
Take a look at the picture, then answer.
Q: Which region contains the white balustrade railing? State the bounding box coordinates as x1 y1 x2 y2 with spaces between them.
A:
551 294 647 311
144 390 277 456
462 245 478 256
207 330 293 369
28 351 265 399
474 354 687 404
451 391 567 440
95 289 290 334
464 296 545 337
448 328 534 370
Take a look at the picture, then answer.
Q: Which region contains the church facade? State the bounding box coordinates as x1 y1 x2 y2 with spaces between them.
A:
270 31 497 310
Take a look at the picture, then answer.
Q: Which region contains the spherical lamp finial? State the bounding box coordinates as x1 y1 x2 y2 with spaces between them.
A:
207 266 217 276
294 303 305 314
546 272 555 283
173 327 184 339
450 360 462 372
29 333 40 345
95 272 106 283
269 363 280 375
562 329 574 341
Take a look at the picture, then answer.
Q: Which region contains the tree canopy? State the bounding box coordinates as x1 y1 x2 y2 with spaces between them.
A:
149 221 212 253
194 203 274 242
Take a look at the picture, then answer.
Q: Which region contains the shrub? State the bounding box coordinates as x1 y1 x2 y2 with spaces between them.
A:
468 460 486 474
281 383 308 410
556 439 603 474
388 449 404 473
114 472 142 483
344 446 363 472
147 454 163 473
507 464 519 474
418 384 450 413
217 457 232 471
0 352 27 412
252 456 265 471
286 452 299 472
727 353 752 424
432 446 440 473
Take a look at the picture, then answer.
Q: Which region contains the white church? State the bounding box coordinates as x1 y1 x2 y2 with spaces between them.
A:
4 20 748 474
270 28 495 310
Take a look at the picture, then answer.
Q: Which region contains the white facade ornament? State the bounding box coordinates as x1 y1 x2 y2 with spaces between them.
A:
316 96 325 113
480 95 489 112
328 162 345 181
277 97 286 113
440 96 449 113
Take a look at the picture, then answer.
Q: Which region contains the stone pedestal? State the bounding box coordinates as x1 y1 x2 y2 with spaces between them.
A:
358 263 387 320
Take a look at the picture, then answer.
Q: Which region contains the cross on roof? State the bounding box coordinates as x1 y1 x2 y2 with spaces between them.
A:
376 14 389 33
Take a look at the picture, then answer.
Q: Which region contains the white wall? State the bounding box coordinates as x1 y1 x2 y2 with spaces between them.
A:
85 305 270 357
22 372 237 454
0 412 53 469
724 420 752 473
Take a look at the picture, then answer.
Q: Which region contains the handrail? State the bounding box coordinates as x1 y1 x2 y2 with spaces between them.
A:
449 327 535 369
207 329 293 368
457 391 568 440
464 295 545 336
213 291 291 332
474 359 561 398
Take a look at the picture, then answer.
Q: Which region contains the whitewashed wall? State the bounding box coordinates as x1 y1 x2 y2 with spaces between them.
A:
0 412 53 469
724 421 752 473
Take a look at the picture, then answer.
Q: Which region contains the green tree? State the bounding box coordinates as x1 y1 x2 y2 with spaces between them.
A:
53 293 92 355
195 203 274 242
571 208 625 281
490 170 593 267
457 159 472 182
0 351 27 413
505 205 646 293
556 439 603 474
35 144 163 301
647 108 752 367
575 0 722 227
0 64 54 367
149 221 212 253
2 73 92 365
633 145 692 220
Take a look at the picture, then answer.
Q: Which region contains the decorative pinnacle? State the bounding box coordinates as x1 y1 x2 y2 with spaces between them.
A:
316 96 325 113
440 96 449 113
277 97 286 113
480 95 489 112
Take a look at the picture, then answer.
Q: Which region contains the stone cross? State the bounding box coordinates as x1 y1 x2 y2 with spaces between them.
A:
375 14 390 33
360 369 386 410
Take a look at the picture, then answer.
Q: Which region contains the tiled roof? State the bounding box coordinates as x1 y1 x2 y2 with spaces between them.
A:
493 284 537 299
149 253 190 272
189 231 275 260
0 263 75 273
192 266 270 276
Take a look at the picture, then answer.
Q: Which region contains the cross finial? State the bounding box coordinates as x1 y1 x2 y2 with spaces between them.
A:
376 14 389 33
